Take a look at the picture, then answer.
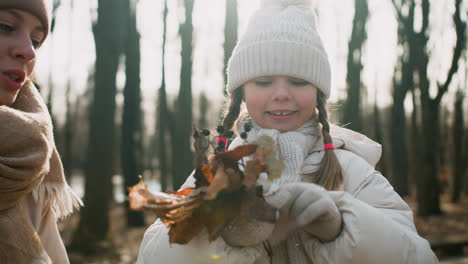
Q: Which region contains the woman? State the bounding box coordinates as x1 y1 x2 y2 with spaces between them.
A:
0 1 82 263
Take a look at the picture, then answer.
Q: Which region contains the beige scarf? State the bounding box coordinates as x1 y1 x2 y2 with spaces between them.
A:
0 81 82 263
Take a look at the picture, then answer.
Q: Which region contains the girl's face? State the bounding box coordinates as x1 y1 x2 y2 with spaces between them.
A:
244 75 318 132
0 9 44 106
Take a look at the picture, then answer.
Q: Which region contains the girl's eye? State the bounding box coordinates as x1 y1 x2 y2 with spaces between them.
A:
290 80 309 86
0 23 14 33
31 39 41 49
255 80 272 86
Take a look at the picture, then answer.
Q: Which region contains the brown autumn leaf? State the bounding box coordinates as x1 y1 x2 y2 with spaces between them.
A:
168 216 204 244
127 177 202 227
205 165 229 200
194 164 215 188
167 187 193 196
215 144 257 161
223 167 243 192
243 159 265 188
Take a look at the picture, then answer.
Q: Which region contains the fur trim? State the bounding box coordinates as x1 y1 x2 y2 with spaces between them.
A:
261 0 312 8
32 182 83 219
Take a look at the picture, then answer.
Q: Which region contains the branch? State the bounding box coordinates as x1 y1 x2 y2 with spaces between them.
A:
421 0 430 34
391 0 407 25
435 0 467 105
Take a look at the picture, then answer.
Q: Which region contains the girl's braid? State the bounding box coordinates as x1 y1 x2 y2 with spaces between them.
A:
317 93 332 145
222 88 244 131
306 91 343 190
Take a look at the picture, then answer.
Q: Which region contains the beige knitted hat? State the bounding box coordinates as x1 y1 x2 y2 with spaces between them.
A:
226 0 331 98
0 0 49 41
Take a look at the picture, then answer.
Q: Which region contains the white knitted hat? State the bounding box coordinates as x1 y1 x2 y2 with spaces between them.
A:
226 0 331 98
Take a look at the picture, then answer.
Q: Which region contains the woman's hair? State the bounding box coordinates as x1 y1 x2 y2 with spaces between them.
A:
222 88 343 191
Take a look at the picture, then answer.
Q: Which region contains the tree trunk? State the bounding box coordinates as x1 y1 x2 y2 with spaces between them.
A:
414 28 442 216
70 0 125 252
63 80 73 180
390 0 416 196
373 98 387 176
342 0 368 133
409 81 420 194
63 0 74 180
157 0 170 191
417 92 442 215
451 92 464 203
122 0 145 227
172 0 194 190
390 90 409 195
223 0 238 94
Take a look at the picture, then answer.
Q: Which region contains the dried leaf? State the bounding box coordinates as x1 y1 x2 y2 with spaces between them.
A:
205 166 229 200
168 216 204 244
167 187 193 196
223 168 243 192
127 177 202 228
201 165 214 183
255 135 284 180
215 144 257 161
194 166 210 187
243 159 265 188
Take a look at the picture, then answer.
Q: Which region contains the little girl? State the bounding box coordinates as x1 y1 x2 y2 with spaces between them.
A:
0 0 82 263
138 0 438 263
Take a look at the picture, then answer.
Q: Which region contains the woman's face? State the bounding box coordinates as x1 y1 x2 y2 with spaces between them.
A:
243 75 318 132
0 9 44 106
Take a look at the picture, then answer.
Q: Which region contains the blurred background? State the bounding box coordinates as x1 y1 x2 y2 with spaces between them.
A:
36 0 468 263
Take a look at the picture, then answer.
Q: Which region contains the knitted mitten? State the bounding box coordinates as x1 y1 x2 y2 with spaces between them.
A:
263 182 342 242
220 216 275 247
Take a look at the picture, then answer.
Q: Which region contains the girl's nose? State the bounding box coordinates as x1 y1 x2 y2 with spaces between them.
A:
11 38 36 63
271 80 291 101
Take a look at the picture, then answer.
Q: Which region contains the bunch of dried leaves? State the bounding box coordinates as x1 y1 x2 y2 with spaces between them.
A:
128 132 284 244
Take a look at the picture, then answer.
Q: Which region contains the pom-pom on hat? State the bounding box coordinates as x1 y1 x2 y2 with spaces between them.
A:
0 0 49 41
226 0 331 98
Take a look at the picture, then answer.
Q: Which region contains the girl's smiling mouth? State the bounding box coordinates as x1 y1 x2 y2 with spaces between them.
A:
266 111 297 116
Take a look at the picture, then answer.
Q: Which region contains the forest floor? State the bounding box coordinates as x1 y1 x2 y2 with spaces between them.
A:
60 193 468 264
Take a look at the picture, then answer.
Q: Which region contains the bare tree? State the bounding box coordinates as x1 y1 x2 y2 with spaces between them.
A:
415 0 466 216
156 0 171 191
390 0 416 196
121 0 145 227
70 0 126 252
393 0 468 215
172 0 195 190
342 0 368 132
63 0 75 180
223 0 238 94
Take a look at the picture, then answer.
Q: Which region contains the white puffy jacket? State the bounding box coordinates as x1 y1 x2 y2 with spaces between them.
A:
137 125 438 264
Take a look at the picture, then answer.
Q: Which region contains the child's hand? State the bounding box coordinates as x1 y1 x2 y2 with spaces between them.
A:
264 182 342 242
